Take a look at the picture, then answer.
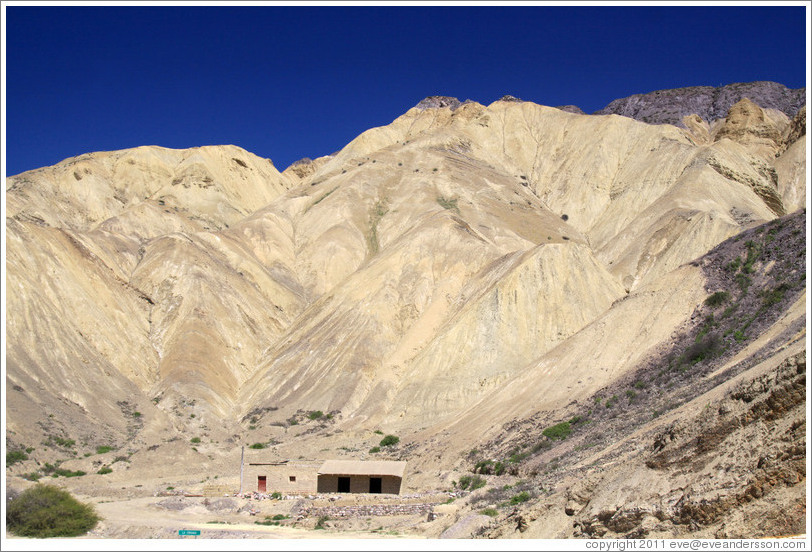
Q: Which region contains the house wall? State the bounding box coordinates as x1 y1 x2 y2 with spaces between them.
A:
317 474 402 495
244 462 320 494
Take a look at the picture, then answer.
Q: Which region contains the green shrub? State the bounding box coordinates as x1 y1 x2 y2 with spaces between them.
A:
725 257 742 272
704 291 730 307
53 469 86 478
735 273 752 292
132 411 142 418
684 334 721 364
249 443 266 449
97 467 113 475
314 515 329 530
761 283 790 307
530 440 551 454
255 518 281 526
369 446 381 453
6 449 28 465
474 460 493 474
458 475 486 491
379 434 399 447
190 437 201 444
437 196 459 212
510 491 531 505
95 445 113 454
481 508 499 517
272 514 289 520
743 241 761 274
270 492 282 499
542 421 572 441
508 451 529 464
6 484 100 537
307 410 324 420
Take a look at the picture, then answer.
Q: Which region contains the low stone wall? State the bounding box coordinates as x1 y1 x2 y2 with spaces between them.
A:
296 502 436 519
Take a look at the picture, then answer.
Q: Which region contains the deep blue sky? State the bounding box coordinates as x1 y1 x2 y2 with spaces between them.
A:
3 4 808 176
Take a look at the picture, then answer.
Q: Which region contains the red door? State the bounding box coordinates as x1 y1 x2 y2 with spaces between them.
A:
258 476 267 492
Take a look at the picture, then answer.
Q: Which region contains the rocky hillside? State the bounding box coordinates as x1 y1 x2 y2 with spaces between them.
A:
4 84 806 539
593 81 805 126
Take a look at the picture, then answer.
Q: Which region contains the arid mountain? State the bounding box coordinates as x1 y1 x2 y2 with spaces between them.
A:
4 84 807 539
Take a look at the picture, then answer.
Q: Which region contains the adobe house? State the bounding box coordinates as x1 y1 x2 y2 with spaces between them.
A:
245 460 321 494
316 460 407 495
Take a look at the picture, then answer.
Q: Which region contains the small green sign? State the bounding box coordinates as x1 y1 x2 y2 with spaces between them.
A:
179 530 201 536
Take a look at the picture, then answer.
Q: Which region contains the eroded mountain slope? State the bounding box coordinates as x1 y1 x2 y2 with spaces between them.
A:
4 90 806 515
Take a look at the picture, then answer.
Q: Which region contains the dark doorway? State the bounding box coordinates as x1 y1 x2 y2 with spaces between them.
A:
338 477 351 493
369 477 382 494
257 476 267 492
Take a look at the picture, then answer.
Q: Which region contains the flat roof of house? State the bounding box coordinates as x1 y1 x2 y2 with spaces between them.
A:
317 460 407 478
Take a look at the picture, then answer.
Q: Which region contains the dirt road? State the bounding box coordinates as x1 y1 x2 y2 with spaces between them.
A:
81 496 418 539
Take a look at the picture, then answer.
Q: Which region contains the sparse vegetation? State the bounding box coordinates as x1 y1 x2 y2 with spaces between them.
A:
509 491 531 505
97 467 112 475
437 195 459 212
481 507 499 517
366 199 389 255
369 446 381 453
682 333 722 366
249 443 266 449
46 436 76 449
308 187 339 211
314 515 329 530
6 484 100 537
307 410 324 420
705 291 730 307
6 448 28 465
190 437 201 444
96 445 113 454
458 474 486 491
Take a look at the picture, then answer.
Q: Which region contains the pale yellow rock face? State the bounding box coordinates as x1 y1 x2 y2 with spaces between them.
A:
5 97 803 468
713 98 785 157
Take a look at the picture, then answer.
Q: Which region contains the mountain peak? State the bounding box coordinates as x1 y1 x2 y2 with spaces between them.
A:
414 95 462 111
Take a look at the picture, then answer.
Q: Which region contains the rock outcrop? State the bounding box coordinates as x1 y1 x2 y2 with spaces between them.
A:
594 81 805 126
